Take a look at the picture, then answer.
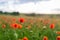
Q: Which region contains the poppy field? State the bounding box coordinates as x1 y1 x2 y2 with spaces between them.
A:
0 15 60 40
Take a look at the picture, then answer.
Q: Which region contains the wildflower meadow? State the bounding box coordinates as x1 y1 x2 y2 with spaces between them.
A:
0 14 60 40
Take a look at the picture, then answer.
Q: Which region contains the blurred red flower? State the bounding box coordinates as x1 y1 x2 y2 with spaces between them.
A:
2 24 6 28
18 24 22 29
56 36 60 40
43 36 48 40
56 31 60 34
23 37 28 40
26 25 31 29
12 18 16 21
18 18 25 23
50 24 55 29
11 23 18 29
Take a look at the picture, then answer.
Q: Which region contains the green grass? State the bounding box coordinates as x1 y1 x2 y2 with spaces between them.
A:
0 15 60 40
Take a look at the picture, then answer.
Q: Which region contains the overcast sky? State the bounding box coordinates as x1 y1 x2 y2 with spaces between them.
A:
0 0 60 14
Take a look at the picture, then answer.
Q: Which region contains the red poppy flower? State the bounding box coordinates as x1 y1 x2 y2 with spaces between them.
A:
50 24 55 29
26 25 31 29
43 36 48 40
56 31 60 34
23 37 28 40
2 24 6 28
18 18 25 23
11 23 18 29
56 36 60 40
12 18 16 21
18 24 22 29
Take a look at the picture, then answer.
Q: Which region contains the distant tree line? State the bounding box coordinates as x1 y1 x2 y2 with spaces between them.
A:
0 11 20 15
25 13 36 16
0 11 60 17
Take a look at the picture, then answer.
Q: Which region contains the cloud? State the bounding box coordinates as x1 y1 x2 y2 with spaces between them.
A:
35 0 60 13
0 0 60 14
0 0 35 13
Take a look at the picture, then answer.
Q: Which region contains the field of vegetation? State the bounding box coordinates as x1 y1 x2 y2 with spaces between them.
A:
0 14 60 40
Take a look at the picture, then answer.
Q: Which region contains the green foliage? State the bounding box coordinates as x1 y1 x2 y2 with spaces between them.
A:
0 11 20 15
0 14 60 40
11 12 20 15
0 22 59 40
